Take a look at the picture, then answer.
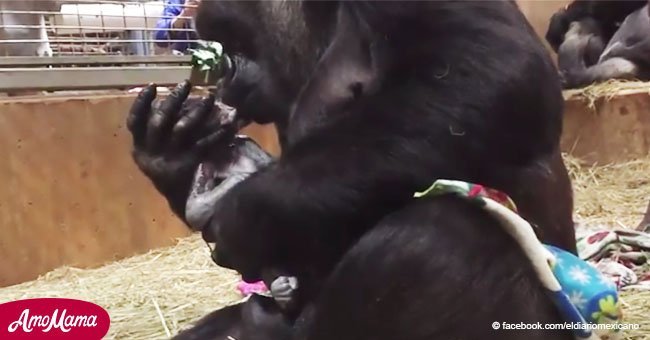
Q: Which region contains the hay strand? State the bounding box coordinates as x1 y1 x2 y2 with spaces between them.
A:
563 80 650 110
565 154 650 228
152 297 171 338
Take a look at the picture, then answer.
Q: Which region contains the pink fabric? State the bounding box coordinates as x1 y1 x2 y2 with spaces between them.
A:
237 280 269 296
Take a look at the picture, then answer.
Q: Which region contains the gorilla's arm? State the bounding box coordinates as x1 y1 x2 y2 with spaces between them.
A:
208 114 454 279
598 4 650 64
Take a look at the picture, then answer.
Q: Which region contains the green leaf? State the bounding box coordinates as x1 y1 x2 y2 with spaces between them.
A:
190 40 225 72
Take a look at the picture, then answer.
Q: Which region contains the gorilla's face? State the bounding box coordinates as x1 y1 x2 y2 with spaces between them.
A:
194 1 338 128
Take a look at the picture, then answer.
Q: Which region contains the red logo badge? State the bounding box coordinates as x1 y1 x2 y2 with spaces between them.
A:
0 298 110 339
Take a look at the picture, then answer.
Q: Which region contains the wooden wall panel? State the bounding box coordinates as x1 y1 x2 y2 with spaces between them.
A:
0 95 279 287
562 92 650 164
516 0 570 44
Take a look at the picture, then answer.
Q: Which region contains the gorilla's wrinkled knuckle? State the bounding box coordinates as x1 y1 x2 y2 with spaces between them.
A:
173 120 188 132
148 115 164 129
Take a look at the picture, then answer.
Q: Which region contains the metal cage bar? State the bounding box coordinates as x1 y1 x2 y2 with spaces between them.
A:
0 0 208 92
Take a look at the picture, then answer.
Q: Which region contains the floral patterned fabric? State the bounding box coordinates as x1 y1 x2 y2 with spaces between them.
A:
415 179 621 340
576 227 650 290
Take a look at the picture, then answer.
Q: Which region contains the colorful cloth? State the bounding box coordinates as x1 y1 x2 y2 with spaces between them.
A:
236 280 269 297
415 179 621 340
576 226 650 290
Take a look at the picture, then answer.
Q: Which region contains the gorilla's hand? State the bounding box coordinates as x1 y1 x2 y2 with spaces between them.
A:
126 81 239 222
269 276 299 309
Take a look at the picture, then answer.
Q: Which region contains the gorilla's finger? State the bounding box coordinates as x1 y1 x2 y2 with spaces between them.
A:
145 80 192 151
195 128 232 151
126 84 157 147
198 104 243 141
170 94 215 150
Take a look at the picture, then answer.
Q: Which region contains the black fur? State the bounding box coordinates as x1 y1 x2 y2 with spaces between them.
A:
295 195 573 340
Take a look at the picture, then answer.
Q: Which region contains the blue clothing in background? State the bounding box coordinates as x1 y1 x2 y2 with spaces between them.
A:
155 0 198 52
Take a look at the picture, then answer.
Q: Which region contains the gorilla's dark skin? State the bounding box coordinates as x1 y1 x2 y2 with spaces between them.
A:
128 1 576 338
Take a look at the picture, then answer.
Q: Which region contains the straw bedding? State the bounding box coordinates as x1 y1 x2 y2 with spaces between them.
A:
563 80 650 109
1 153 649 339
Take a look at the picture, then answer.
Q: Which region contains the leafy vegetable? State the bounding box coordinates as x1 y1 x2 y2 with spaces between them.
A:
190 41 224 72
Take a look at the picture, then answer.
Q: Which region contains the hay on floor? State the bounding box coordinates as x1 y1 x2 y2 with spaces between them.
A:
0 236 242 339
565 154 650 228
0 154 649 339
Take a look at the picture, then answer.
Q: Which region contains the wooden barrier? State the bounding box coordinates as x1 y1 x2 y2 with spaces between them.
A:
562 90 650 164
0 94 279 287
516 0 569 48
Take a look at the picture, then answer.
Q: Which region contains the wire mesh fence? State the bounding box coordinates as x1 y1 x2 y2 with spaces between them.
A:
0 0 208 92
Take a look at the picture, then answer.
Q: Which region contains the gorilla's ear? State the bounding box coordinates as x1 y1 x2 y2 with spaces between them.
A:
287 6 391 145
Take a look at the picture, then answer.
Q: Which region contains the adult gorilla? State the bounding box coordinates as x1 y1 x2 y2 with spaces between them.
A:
127 1 577 338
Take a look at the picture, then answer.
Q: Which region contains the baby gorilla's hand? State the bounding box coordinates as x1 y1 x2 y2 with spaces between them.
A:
270 276 299 309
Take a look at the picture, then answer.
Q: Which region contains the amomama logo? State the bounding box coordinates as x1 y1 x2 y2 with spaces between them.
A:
0 298 110 339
